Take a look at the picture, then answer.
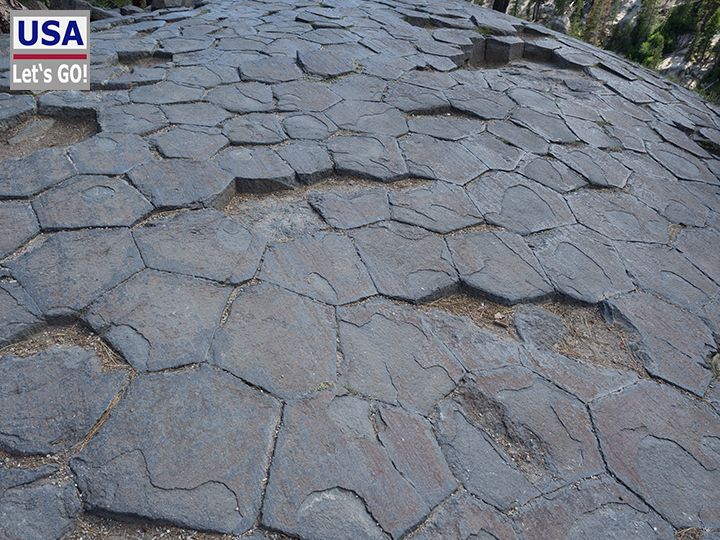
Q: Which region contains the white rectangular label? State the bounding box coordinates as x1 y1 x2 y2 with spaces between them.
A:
12 16 89 50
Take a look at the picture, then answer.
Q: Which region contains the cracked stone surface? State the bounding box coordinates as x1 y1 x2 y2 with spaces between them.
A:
0 467 81 540
1 0 720 537
0 346 127 455
71 367 281 535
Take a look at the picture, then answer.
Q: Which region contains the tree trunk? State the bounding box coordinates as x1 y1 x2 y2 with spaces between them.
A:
1 0 25 34
492 0 510 13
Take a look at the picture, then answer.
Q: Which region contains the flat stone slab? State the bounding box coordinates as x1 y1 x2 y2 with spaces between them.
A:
0 346 127 455
0 282 42 347
210 283 336 398
467 172 575 234
8 229 144 317
351 221 457 302
399 134 488 185
85 269 231 372
71 367 281 535
260 231 376 305
128 159 235 208
448 230 553 304
0 148 76 198
133 209 266 284
604 292 715 395
0 201 39 259
69 134 153 176
263 393 456 539
328 135 408 181
338 298 465 413
388 181 482 233
0 467 81 540
307 186 390 229
33 175 152 230
592 380 720 529
531 224 634 303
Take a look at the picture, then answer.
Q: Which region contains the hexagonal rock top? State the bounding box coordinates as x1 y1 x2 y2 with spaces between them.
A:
0 0 719 536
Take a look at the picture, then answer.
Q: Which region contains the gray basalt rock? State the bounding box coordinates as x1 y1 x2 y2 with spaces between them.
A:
467 172 575 234
241 56 303 83
262 393 456 539
133 209 265 284
550 145 631 188
591 380 720 529
0 282 42 347
448 230 553 304
210 283 337 398
307 186 390 229
69 134 153 176
8 229 144 317
445 86 514 120
128 159 235 209
98 103 169 135
0 148 76 198
407 114 486 141
515 475 674 539
531 224 634 303
647 142 717 183
161 102 232 127
0 202 39 259
129 81 204 105
0 346 127 455
152 126 228 160
487 120 550 154
33 175 153 230
675 227 720 285
520 157 587 193
567 190 670 244
328 135 408 182
351 221 457 302
260 231 376 305
215 146 297 191
283 112 338 140
388 181 482 233
206 82 274 113
276 141 334 183
71 367 281 535
338 298 465 413
326 101 408 137
615 241 717 313
409 492 519 540
603 292 715 395
274 80 342 112
0 469 81 540
222 113 287 145
510 107 578 143
399 134 488 185
85 269 232 372
0 94 35 130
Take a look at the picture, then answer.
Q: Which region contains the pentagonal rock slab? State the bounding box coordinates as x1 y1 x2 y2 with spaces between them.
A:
214 146 297 191
603 292 715 395
128 159 235 208
467 172 575 234
260 231 376 305
69 134 152 176
592 380 720 528
0 201 39 259
388 181 482 233
551 145 631 188
8 229 144 317
399 134 488 185
328 135 408 182
515 475 674 539
338 298 466 413
33 175 152 230
567 190 670 244
222 113 287 145
153 126 228 160
531 224 634 303
71 367 281 535
85 269 232 372
448 230 552 304
210 283 337 399
206 82 274 113
0 468 81 540
263 394 456 539
133 209 265 284
0 346 127 455
0 148 76 198
350 221 457 302
307 186 390 229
